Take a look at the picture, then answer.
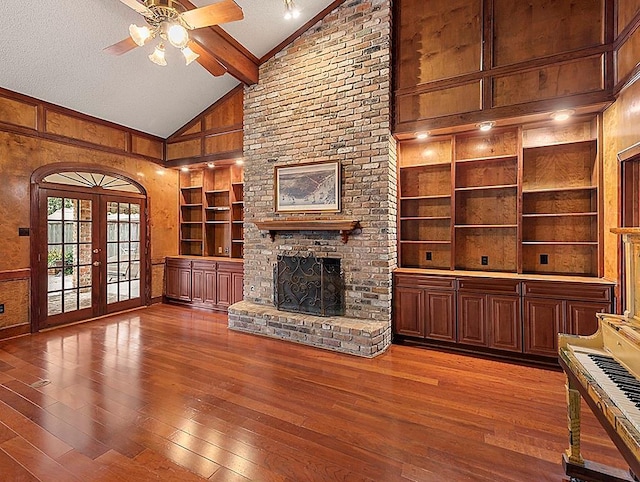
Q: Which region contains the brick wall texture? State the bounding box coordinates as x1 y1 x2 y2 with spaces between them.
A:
242 0 395 328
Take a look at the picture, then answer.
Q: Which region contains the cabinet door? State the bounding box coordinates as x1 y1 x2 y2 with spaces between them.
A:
216 270 233 307
394 286 425 337
457 293 487 346
203 270 217 306
232 271 244 304
489 295 522 352
567 301 610 336
177 268 192 301
165 264 181 299
524 298 563 356
191 268 204 303
425 290 455 342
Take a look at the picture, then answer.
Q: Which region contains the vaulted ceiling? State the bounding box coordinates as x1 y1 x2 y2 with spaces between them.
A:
0 0 339 138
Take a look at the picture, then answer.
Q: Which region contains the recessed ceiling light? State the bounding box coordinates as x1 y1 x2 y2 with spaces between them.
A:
415 132 429 140
236 159 244 165
180 167 189 172
207 162 215 168
477 122 495 132
550 109 575 121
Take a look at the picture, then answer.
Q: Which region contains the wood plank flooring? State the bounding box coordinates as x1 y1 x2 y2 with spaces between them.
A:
0 304 627 481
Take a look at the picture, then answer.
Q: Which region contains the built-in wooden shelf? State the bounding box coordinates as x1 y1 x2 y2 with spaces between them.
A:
254 219 361 243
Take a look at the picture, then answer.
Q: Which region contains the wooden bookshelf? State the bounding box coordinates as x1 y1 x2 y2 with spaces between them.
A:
179 163 244 258
397 116 602 277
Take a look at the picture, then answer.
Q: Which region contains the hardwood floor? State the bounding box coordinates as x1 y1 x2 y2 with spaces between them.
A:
0 304 627 481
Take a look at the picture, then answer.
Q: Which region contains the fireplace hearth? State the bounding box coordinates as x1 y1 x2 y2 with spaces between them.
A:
273 254 344 317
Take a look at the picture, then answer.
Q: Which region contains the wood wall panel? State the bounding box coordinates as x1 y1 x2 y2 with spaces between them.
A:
131 135 163 160
182 123 202 137
0 279 29 329
617 0 640 35
492 0 604 67
455 130 518 159
0 97 37 129
45 110 127 150
167 139 201 160
617 26 640 83
204 132 243 155
397 83 481 124
152 263 165 299
396 0 481 88
492 56 603 107
204 90 243 130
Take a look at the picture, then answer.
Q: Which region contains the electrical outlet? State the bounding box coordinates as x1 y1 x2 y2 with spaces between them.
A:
18 227 29 236
224 247 229 254
481 256 488 266
426 251 432 261
540 254 549 265
0 304 4 314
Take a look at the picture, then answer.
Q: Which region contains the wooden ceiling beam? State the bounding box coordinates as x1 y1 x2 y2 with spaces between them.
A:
181 0 259 85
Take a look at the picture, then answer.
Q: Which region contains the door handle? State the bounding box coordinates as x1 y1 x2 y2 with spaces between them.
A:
93 248 101 254
93 261 101 267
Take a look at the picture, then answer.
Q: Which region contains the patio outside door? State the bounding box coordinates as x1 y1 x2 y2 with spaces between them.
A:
38 189 145 330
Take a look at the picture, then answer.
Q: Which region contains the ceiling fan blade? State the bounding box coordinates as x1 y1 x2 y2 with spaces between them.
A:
118 0 153 16
103 37 139 56
189 42 227 76
181 0 244 29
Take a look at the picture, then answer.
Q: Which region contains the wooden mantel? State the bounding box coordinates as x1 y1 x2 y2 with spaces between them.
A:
254 219 361 243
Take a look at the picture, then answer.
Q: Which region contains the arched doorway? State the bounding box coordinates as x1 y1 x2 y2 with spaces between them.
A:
30 164 150 331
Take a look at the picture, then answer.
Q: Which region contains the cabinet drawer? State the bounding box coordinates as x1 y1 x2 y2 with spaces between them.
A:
457 278 520 295
192 260 216 271
217 261 243 273
166 258 191 268
522 280 612 302
395 274 456 289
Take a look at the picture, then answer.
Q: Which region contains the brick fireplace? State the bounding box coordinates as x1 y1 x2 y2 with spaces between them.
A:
228 0 396 357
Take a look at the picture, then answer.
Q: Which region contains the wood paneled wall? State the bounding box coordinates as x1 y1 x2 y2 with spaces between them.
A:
0 89 178 335
602 1 640 308
394 0 614 134
165 86 243 167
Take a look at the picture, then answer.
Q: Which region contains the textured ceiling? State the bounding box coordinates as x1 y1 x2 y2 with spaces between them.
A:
0 0 337 138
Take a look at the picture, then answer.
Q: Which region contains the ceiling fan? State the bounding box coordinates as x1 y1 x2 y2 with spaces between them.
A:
104 0 243 74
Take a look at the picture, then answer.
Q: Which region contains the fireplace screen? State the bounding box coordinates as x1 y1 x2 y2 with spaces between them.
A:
274 254 344 317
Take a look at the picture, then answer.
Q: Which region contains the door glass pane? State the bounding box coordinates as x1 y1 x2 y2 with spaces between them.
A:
79 287 92 309
47 196 91 317
107 201 141 304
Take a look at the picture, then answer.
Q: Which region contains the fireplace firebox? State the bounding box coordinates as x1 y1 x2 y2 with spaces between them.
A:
273 254 344 317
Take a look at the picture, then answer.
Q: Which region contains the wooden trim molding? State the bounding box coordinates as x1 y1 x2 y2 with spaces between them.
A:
0 324 31 340
0 269 30 281
164 150 244 168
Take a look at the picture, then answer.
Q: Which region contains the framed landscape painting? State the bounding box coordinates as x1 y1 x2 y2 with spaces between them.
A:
275 161 341 213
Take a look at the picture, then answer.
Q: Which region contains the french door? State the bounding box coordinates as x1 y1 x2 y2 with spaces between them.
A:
37 188 146 330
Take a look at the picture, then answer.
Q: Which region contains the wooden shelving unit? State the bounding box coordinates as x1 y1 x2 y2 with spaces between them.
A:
398 138 453 269
397 116 601 277
179 163 244 258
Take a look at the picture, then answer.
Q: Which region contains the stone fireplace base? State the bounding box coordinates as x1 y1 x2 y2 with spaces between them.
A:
228 301 391 357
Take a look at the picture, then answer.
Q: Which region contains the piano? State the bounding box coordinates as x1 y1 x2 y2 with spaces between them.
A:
559 228 640 482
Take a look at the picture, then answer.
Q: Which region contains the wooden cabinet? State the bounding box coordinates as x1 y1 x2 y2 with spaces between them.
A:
394 274 456 342
164 257 243 312
522 280 612 357
179 164 243 258
398 117 602 278
393 271 613 363
165 258 192 301
457 278 521 351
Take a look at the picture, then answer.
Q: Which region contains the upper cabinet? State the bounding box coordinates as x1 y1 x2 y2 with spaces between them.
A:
393 0 612 135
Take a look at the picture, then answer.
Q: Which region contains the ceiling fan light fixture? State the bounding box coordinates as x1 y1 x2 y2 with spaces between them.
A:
168 23 189 49
148 43 167 66
283 0 300 20
182 45 200 65
129 24 152 46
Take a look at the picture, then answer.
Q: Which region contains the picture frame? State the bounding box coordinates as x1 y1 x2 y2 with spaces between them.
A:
274 161 341 213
